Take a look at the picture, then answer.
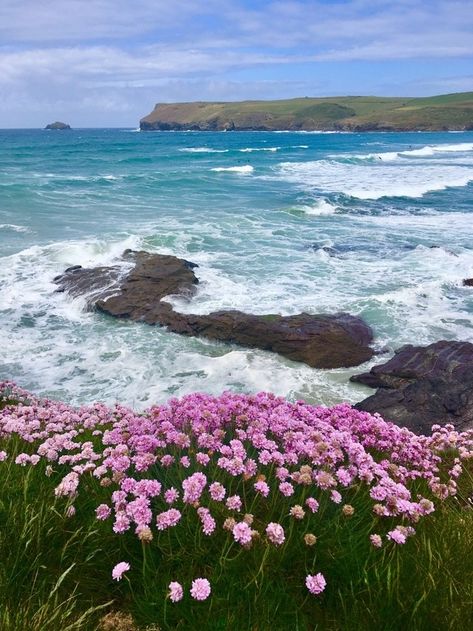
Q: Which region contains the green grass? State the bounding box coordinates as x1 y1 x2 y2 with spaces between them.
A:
0 426 472 631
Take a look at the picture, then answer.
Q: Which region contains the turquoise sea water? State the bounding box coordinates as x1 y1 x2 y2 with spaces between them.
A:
1 128 473 408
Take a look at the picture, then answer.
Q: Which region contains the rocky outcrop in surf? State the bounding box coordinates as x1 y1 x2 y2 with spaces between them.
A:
352 341 473 433
54 250 374 369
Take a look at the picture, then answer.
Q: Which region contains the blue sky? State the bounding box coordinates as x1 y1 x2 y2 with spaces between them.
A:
0 0 472 127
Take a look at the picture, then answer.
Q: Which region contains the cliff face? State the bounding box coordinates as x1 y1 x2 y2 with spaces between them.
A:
139 93 473 131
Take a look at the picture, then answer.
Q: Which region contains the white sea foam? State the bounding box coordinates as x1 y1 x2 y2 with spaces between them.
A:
276 158 473 200
350 142 473 162
239 147 280 152
0 224 31 233
299 200 338 215
273 130 351 134
211 165 254 174
180 147 229 153
31 173 122 183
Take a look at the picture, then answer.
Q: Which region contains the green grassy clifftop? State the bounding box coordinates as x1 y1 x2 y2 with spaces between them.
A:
140 92 473 131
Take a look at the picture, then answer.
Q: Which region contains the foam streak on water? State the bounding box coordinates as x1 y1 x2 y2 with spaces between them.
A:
1 129 472 409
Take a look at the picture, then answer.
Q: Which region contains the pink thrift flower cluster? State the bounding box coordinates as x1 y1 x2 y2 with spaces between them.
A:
1 381 473 599
112 561 130 581
168 578 211 602
266 522 285 546
190 578 211 601
168 581 183 603
305 573 326 595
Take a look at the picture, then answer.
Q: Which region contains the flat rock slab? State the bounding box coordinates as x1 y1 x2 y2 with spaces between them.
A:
352 340 473 433
54 250 374 369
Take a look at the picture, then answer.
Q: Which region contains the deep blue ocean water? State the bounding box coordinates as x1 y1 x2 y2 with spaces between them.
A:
1 128 473 408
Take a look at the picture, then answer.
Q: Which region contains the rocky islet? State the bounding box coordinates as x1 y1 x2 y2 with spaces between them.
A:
54 250 374 370
45 121 71 130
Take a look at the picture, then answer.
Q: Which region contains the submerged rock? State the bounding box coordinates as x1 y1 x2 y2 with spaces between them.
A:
54 250 374 369
45 121 71 130
463 278 473 287
352 341 473 432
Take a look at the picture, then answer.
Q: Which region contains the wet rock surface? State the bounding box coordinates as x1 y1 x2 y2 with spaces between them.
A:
54 250 374 369
352 341 473 433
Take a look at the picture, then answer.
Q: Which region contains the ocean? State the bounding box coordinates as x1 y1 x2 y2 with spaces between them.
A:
1 128 473 409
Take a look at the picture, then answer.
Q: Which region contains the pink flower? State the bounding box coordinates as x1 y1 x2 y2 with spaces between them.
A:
387 528 406 544
370 534 383 548
209 481 226 501
164 487 179 504
168 581 183 603
156 508 182 530
226 495 242 511
266 522 285 546
54 472 79 497
66 505 76 518
254 480 270 497
305 497 319 513
330 490 342 504
196 452 210 466
15 453 30 466
232 521 252 545
190 578 211 601
197 507 216 535
279 481 294 497
182 472 207 504
305 573 326 595
112 561 130 581
0 451 7 462
96 504 111 520
160 454 174 467
113 512 131 534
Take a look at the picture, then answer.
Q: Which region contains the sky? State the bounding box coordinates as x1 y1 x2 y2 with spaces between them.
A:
0 0 472 127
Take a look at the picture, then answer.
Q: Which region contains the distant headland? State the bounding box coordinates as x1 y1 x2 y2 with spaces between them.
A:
45 121 71 130
140 92 473 132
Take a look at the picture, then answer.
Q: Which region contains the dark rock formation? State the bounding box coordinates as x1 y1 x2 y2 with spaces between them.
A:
463 278 473 287
352 341 473 432
54 250 198 309
54 250 374 369
45 121 71 130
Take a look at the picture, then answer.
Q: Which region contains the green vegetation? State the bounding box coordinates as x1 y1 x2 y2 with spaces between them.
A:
140 92 473 131
1 436 472 630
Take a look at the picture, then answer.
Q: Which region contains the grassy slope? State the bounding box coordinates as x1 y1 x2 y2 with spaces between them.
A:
140 92 473 131
1 397 473 630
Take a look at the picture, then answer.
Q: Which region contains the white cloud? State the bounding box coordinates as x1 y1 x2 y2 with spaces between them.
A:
0 0 223 42
0 1 472 126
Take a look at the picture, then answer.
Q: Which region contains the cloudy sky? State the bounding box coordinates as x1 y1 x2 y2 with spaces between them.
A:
1 0 472 127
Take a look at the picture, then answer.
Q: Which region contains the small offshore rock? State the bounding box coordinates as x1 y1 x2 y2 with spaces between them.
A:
45 121 71 130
